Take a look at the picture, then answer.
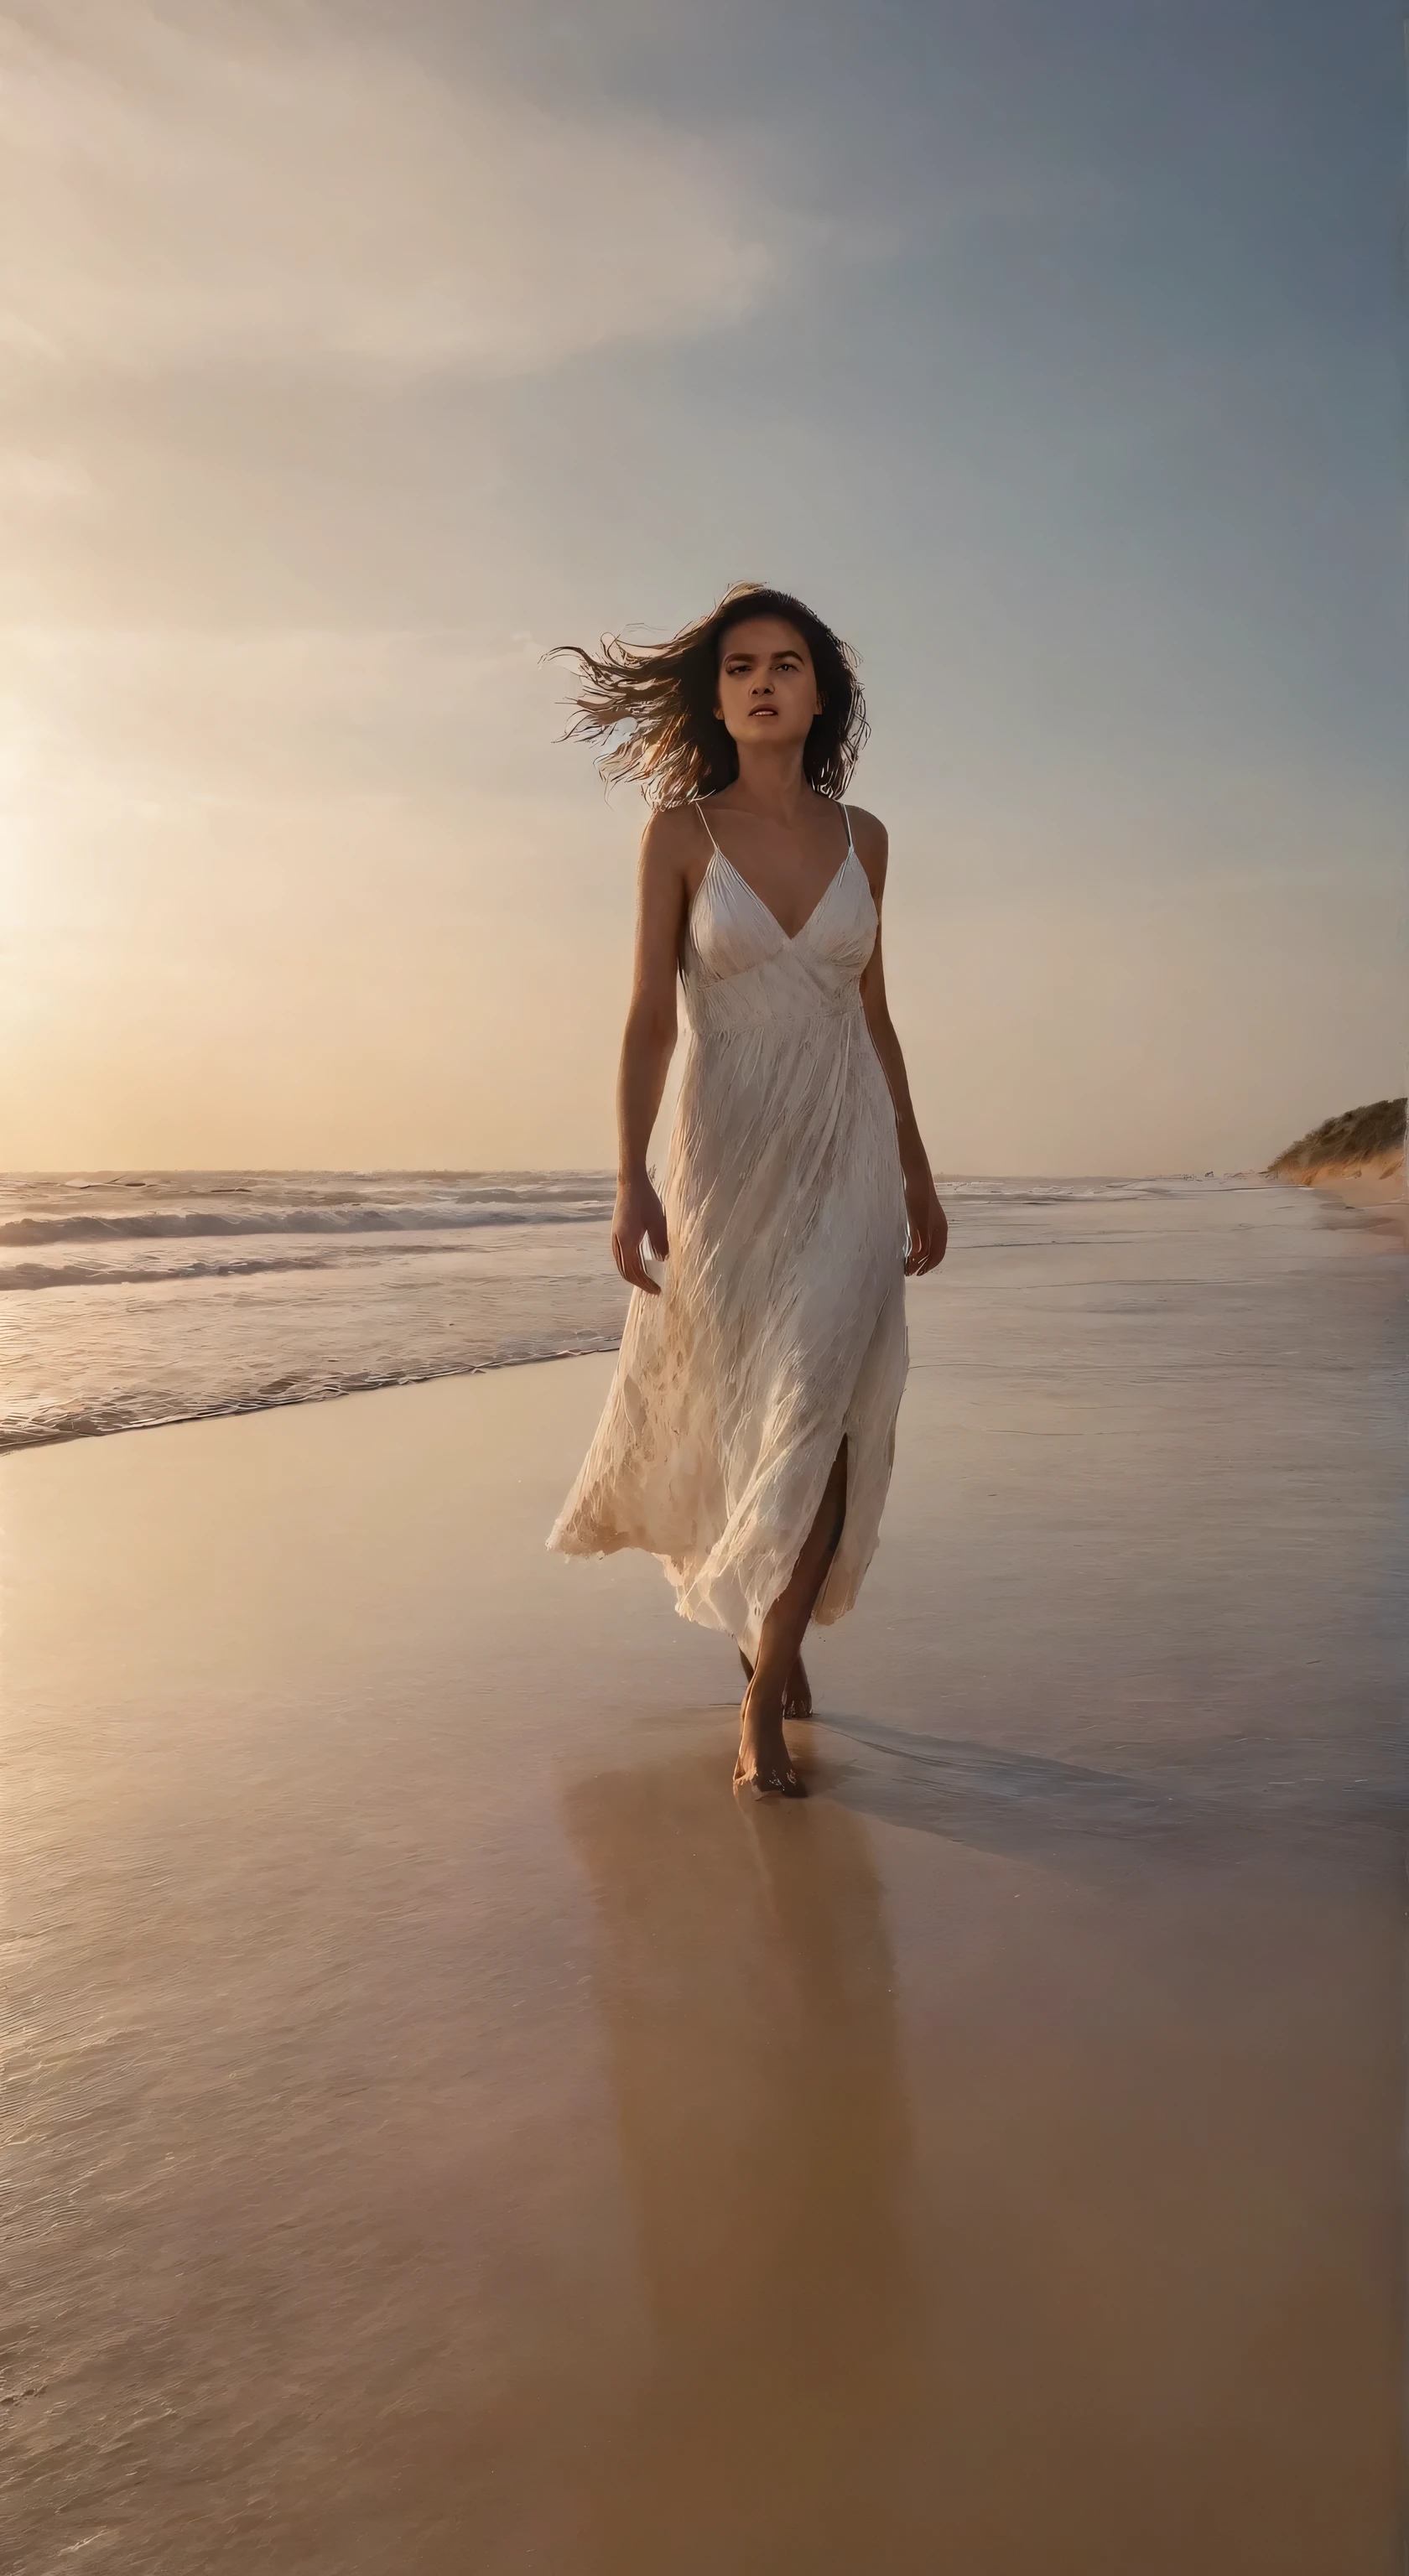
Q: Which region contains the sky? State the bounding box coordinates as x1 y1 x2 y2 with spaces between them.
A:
1 0 1403 1175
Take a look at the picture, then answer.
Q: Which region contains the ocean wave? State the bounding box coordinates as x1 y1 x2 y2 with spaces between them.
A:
0 1235 582 1293
0 1199 615 1249
0 1175 1251 1248
937 1176 1254 1204
4 1250 355 1292
0 1327 624 1453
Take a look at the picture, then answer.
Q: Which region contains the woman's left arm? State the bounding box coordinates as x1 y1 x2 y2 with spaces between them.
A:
854 813 949 1276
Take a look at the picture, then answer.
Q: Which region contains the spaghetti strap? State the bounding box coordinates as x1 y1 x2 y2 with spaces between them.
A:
694 797 721 856
839 802 855 854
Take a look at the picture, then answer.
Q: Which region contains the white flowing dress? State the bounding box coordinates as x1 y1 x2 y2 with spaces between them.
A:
548 802 908 1659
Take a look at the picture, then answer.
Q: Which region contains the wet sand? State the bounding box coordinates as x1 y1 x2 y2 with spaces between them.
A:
2 1182 1405 2572
1313 1165 1409 1250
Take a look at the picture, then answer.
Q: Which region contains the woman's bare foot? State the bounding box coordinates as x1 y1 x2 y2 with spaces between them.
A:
731 1445 841 1800
738 1647 813 1722
733 1679 806 1800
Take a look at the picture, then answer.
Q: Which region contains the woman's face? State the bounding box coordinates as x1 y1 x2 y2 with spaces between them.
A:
714 617 822 754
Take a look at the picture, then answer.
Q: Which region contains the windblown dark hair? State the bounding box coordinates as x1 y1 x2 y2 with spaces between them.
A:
552 583 869 806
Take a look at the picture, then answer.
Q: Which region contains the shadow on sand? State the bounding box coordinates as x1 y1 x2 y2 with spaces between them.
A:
811 1710 1405 1887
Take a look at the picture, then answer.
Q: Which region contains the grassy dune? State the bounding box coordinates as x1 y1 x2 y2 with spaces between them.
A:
1268 1096 1406 1187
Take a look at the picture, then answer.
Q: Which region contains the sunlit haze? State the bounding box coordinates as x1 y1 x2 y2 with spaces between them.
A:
2 1 1401 1175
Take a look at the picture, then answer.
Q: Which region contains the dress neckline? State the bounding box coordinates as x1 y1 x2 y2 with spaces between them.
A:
692 799 857 946
704 845 857 948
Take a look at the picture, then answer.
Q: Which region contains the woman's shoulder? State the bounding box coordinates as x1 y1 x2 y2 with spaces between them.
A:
638 802 710 887
642 801 710 854
842 802 888 893
842 800 886 849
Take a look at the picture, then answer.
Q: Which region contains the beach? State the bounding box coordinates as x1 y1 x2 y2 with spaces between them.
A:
2 1177 1405 2571
1316 1165 1409 1251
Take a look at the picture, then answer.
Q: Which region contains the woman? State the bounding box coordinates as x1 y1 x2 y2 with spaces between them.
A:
549 584 947 1797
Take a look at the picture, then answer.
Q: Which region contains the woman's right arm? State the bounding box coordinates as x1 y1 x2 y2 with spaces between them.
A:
611 812 689 1295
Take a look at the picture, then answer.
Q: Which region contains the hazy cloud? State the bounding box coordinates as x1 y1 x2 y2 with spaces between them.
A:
0 4 828 376
0 448 94 512
0 623 576 823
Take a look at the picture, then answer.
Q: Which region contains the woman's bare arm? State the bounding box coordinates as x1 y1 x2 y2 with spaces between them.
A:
611 810 690 1294
853 813 949 1275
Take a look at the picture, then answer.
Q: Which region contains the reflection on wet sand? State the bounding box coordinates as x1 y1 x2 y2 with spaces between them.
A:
564 1747 933 2573
562 1716 1402 2574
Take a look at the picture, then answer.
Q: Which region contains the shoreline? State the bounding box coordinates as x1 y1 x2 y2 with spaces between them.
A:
2 1174 1269 1462
1273 1156 1409 1248
0 1331 623 1460
6 1166 1404 1463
